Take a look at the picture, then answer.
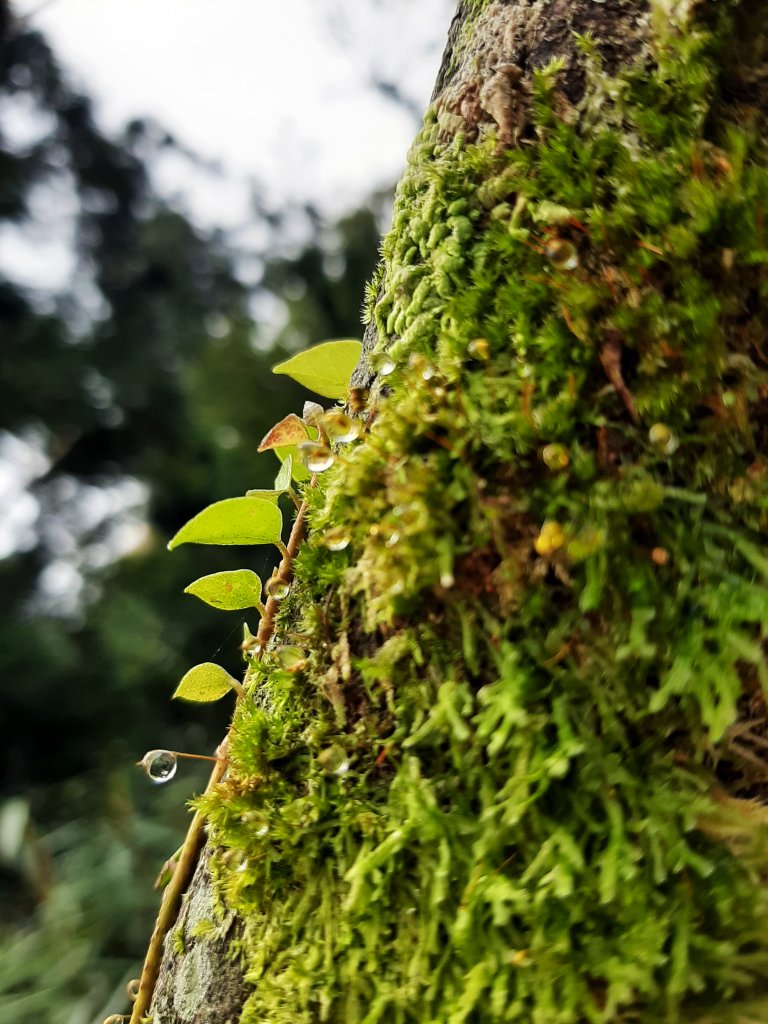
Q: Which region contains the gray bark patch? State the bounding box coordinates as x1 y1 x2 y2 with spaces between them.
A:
150 847 247 1024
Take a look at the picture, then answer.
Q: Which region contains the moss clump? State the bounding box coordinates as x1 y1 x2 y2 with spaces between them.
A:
200 6 768 1023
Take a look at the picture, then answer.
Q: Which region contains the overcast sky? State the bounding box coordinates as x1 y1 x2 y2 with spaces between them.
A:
13 0 455 226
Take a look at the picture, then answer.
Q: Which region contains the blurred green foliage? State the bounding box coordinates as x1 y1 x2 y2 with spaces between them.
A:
0 6 382 1020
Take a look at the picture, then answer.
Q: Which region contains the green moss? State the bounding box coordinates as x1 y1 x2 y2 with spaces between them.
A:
200 6 768 1023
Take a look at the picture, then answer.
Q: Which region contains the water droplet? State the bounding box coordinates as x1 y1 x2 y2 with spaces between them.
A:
298 441 335 472
139 750 178 784
265 577 290 600
275 645 307 671
126 979 141 1002
347 386 369 414
467 338 490 360
385 528 401 548
256 824 269 837
545 239 579 270
722 390 737 409
372 351 396 376
408 352 437 381
318 744 350 775
648 423 678 455
440 571 455 588
302 400 324 424
542 443 570 470
534 521 565 557
322 526 351 551
320 410 361 443
241 638 263 658
651 546 669 565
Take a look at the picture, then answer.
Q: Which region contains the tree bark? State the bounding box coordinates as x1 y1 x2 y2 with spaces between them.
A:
146 2 768 1022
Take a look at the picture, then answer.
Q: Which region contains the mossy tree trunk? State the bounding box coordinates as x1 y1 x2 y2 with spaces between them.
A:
147 2 768 1022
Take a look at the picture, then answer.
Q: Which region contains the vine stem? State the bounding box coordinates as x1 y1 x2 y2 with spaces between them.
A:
128 494 311 1024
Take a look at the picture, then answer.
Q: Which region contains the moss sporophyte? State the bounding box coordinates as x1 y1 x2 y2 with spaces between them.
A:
121 4 768 1023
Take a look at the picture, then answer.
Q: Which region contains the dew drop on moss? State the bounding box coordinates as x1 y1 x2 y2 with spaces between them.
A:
371 351 396 376
545 239 579 270
318 744 350 775
322 526 351 551
648 423 679 455
298 441 335 472
266 577 290 600
542 443 570 470
139 749 178 784
467 338 490 360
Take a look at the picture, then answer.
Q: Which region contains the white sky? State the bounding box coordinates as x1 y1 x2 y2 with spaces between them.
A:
12 0 454 226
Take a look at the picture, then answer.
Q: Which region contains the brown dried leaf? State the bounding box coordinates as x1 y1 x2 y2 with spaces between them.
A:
257 414 309 452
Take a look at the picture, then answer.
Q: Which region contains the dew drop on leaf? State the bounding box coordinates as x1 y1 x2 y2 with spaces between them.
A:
318 744 350 775
322 526 351 551
545 239 579 270
542 443 570 470
321 411 361 443
298 441 335 472
648 423 679 455
139 750 178 784
265 577 290 600
371 351 396 376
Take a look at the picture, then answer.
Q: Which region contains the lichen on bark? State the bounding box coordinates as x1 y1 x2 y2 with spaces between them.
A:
153 2 768 1021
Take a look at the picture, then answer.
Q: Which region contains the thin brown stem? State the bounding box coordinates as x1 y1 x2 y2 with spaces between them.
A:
127 491 312 1024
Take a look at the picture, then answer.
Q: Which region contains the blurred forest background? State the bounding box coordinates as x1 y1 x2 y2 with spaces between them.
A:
0 2 430 1020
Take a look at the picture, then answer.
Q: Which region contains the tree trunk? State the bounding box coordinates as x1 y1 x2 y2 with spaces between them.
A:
145 2 768 1021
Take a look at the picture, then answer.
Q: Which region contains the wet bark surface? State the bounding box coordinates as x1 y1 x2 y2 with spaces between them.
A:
150 847 247 1024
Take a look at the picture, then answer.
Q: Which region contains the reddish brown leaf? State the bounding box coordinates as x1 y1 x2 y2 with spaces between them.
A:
257 414 309 452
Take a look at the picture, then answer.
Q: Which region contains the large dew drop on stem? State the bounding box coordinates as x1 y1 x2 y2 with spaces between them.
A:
139 749 178 784
298 441 335 473
265 576 290 601
321 411 361 443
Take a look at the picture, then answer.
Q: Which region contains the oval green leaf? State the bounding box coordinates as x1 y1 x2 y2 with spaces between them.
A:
274 445 311 483
173 662 239 703
168 497 282 550
244 488 281 502
184 570 263 611
274 455 293 492
272 339 362 399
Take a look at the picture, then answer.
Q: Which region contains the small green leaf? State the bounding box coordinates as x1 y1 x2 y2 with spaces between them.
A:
184 570 263 611
274 445 311 483
272 339 362 399
274 455 293 492
173 662 239 702
168 497 282 550
243 488 281 502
